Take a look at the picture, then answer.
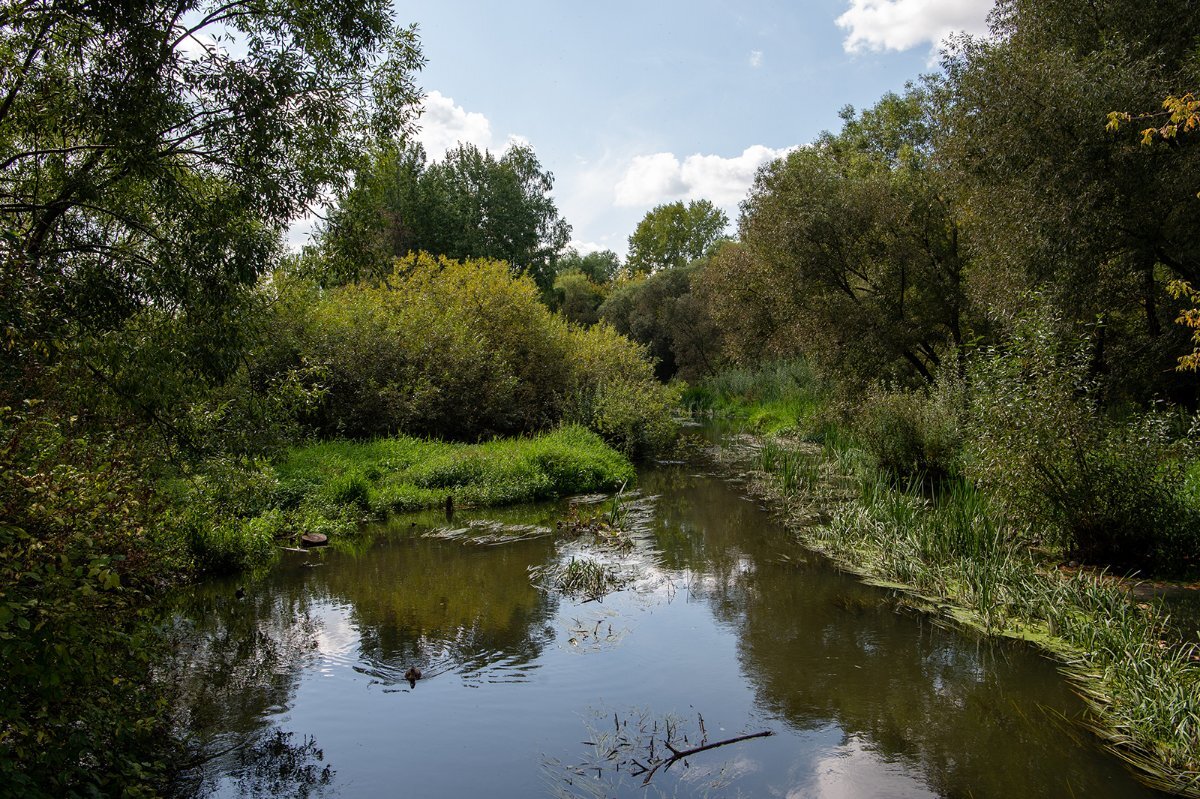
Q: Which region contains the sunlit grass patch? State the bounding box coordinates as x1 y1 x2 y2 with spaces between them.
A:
277 425 636 517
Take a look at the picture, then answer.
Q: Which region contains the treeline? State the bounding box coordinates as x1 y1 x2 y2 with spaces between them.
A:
566 1 1200 575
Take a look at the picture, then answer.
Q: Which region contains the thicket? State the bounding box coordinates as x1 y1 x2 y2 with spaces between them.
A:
265 253 677 457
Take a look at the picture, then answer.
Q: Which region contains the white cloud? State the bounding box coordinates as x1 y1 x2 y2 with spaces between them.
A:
836 0 992 54
614 145 794 208
415 90 495 160
614 153 688 207
749 49 763 68
568 240 610 256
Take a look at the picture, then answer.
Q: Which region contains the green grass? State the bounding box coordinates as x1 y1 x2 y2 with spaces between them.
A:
275 425 636 517
687 359 826 434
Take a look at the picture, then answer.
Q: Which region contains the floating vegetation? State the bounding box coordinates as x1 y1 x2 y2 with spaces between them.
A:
565 613 627 651
424 520 552 546
530 557 630 603
544 708 773 797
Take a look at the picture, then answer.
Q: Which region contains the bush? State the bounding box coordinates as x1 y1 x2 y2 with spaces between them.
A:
0 404 177 797
271 254 677 457
855 375 965 480
965 311 1200 574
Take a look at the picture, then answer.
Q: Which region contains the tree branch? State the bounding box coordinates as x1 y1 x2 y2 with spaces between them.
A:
640 730 773 786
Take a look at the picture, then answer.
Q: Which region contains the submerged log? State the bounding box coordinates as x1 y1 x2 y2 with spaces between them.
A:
300 532 328 548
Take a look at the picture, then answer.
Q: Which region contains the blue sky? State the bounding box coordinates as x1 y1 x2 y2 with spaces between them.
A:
293 1 995 254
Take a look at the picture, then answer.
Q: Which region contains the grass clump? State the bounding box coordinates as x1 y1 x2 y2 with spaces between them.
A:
276 425 635 517
688 359 827 434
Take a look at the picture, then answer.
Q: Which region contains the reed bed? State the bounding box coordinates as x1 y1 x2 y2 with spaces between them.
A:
741 434 1200 796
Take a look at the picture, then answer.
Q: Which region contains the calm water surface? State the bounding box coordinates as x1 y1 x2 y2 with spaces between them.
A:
165 464 1165 798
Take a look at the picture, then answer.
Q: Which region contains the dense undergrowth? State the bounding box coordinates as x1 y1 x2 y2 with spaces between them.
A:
700 358 1200 796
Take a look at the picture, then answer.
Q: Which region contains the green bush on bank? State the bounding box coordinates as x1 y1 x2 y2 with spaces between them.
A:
0 404 179 798
965 313 1200 575
268 253 677 456
853 374 966 480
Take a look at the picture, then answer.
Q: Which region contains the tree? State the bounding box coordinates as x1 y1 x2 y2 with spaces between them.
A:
939 0 1200 399
557 248 622 283
552 269 605 326
626 200 729 274
707 88 967 389
600 261 722 382
0 0 425 387
316 140 571 290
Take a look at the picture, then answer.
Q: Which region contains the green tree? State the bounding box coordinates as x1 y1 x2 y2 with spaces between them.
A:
557 248 622 283
0 0 424 387
626 200 729 274
552 269 606 326
708 87 967 388
939 0 1200 399
600 261 722 382
316 140 571 290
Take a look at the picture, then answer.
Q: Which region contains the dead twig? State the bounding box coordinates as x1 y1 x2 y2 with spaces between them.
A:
641 730 774 786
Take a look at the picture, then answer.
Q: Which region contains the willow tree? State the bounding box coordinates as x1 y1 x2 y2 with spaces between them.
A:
0 0 425 395
706 88 968 389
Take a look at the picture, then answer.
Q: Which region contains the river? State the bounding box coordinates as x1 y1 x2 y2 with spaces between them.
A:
162 457 1166 798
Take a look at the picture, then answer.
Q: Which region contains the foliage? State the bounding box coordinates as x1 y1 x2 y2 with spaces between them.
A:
625 200 729 275
274 253 677 455
0 403 182 797
556 249 622 284
599 261 722 382
689 359 829 435
313 141 571 290
282 253 573 439
0 0 424 389
708 86 968 390
551 269 606 326
964 310 1200 573
1108 92 1200 146
854 375 966 480
561 322 681 459
1169 280 1200 371
940 0 1200 396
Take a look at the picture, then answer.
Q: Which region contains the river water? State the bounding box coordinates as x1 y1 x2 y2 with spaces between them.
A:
165 461 1166 798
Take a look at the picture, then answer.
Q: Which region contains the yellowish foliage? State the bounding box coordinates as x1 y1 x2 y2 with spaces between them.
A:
1167 280 1200 372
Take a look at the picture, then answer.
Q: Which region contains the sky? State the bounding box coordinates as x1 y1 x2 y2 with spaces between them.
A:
290 0 995 256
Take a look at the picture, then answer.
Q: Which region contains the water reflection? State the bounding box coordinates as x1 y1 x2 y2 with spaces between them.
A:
163 464 1166 799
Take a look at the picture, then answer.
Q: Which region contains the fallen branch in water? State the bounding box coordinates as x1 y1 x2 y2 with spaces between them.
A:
636 730 774 786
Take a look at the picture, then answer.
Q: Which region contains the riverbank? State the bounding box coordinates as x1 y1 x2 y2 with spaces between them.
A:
714 425 1200 796
180 424 636 573
0 420 635 798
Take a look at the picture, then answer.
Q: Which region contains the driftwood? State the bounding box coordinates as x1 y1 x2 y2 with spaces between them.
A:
636 730 774 785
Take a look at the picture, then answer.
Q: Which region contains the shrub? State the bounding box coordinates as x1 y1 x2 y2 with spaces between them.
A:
272 255 677 457
965 310 1199 574
855 375 965 480
0 404 177 796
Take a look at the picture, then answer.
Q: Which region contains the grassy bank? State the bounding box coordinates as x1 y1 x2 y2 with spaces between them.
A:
176 425 636 574
276 424 635 516
703 363 1200 796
